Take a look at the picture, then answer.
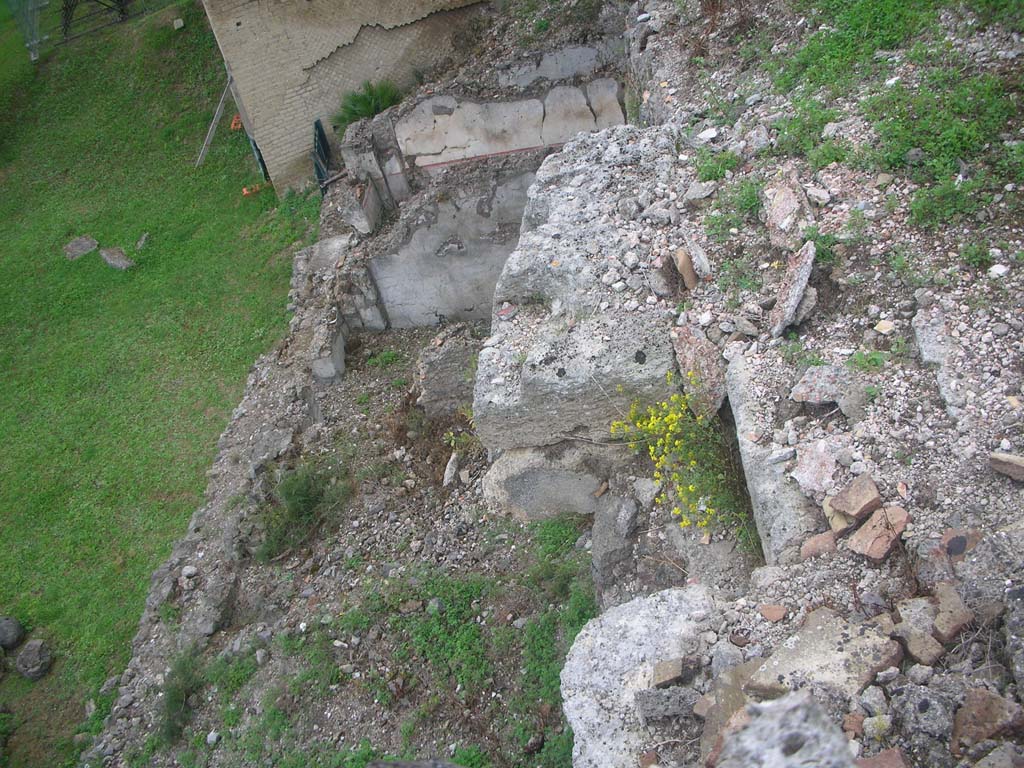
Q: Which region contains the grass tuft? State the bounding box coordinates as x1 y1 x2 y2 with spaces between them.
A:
333 81 402 135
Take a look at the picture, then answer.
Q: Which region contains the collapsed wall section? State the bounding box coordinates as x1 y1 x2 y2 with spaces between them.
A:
472 124 685 517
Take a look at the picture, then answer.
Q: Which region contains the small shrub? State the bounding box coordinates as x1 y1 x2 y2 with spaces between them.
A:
696 148 741 181
258 463 351 561
160 648 204 744
847 350 888 372
960 242 994 269
366 349 401 368
333 81 402 134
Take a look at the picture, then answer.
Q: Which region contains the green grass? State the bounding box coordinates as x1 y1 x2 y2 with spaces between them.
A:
0 2 319 764
864 70 1014 182
777 0 940 92
774 99 839 158
402 575 493 697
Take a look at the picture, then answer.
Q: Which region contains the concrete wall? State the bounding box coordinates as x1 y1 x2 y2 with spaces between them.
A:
368 168 537 327
201 0 483 190
394 79 625 169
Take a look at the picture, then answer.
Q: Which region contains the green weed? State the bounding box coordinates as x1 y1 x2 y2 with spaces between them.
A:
807 139 849 170
206 653 258 699
780 335 826 367
720 179 762 219
366 349 401 368
717 259 761 298
258 463 352 561
961 242 994 269
333 81 402 135
160 648 204 744
452 745 492 768
847 350 889 372
401 576 493 697
909 176 990 226
705 212 744 242
802 226 842 264
696 148 741 181
774 99 839 158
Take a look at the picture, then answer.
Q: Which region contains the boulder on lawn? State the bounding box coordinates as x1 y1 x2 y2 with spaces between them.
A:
15 639 53 681
0 617 25 651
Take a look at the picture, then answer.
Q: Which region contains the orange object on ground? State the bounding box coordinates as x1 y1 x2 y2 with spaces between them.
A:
230 113 242 131
242 182 271 196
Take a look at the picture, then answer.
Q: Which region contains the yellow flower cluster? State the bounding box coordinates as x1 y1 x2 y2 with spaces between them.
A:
611 372 736 531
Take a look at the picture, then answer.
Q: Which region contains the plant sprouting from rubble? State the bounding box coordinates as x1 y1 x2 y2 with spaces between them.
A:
610 373 758 552
333 80 402 135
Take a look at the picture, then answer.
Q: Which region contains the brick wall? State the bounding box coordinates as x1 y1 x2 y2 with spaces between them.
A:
201 0 483 190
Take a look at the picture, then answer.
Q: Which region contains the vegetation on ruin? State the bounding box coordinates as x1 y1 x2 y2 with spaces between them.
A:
611 376 761 554
332 80 403 136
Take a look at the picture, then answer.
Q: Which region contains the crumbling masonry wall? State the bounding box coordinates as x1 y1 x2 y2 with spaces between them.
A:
201 0 483 189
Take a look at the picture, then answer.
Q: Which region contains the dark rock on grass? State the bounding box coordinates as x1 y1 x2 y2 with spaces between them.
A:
0 617 25 650
15 639 53 681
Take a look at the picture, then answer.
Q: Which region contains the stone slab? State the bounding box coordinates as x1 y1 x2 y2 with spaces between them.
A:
746 608 902 700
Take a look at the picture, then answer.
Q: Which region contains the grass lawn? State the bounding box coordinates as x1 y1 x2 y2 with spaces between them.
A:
0 2 319 765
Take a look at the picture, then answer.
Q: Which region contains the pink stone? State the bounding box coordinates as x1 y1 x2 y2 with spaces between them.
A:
800 531 837 560
846 506 910 563
831 474 882 521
